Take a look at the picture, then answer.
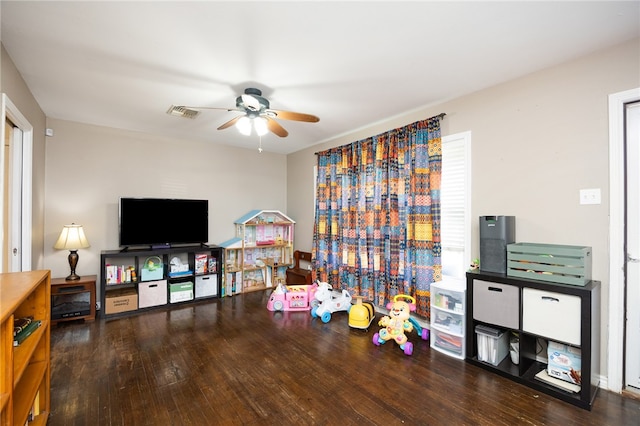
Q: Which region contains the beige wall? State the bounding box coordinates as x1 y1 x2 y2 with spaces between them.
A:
0 45 47 269
287 37 640 380
43 119 288 283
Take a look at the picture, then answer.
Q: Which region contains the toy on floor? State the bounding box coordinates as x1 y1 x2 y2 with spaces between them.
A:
373 294 428 356
348 296 376 330
267 282 319 312
311 281 352 323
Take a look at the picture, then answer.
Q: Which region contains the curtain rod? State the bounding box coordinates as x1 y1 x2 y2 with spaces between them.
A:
314 112 447 155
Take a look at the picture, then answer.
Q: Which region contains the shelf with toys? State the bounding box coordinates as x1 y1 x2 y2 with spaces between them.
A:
100 245 222 318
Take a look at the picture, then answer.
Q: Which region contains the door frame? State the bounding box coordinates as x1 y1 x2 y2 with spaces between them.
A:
608 87 640 392
0 93 33 271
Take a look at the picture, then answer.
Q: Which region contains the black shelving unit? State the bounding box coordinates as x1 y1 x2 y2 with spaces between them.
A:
100 245 223 319
465 270 600 410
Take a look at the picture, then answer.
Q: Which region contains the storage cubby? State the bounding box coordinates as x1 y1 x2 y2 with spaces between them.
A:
1 270 51 426
100 245 222 318
465 270 600 410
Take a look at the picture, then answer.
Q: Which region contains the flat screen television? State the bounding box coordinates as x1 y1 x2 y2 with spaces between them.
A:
119 197 208 248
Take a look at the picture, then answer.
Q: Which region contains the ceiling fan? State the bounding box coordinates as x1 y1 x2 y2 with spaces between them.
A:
167 88 319 138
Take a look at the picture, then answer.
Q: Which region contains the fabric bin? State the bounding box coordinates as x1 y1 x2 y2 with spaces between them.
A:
522 287 581 345
195 274 217 298
138 279 167 308
472 280 519 329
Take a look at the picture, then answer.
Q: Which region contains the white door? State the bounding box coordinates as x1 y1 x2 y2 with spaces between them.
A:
626 100 640 391
0 94 32 273
9 126 23 271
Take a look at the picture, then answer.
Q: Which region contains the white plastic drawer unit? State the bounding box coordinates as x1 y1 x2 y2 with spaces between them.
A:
472 280 519 329
522 288 581 345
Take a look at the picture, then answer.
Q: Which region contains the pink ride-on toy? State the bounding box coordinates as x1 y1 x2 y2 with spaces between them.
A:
373 294 429 356
267 282 319 312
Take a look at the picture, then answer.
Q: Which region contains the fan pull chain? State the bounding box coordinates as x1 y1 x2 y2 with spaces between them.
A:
258 135 263 153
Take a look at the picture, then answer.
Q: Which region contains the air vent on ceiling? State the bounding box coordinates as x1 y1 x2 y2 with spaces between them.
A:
166 105 200 119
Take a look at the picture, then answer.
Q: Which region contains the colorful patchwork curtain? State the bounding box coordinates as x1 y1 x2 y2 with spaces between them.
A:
313 116 442 318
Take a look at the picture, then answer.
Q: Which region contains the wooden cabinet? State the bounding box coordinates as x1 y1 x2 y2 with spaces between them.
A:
465 270 600 410
1 270 51 426
51 275 96 325
220 210 295 294
100 245 222 318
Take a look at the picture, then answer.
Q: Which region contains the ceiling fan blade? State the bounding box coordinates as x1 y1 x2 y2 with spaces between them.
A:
217 115 243 130
267 109 319 122
185 106 242 112
266 117 289 137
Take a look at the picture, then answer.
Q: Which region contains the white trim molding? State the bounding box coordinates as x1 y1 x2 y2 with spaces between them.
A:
1 94 34 271
608 87 640 392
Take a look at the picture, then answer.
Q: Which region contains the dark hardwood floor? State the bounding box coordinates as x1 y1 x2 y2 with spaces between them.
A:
49 290 639 425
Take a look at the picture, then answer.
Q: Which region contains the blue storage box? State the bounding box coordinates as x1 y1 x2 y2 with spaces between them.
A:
141 256 164 281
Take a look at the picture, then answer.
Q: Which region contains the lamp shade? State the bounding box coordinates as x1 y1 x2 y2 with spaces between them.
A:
236 116 252 136
254 117 268 136
54 224 90 250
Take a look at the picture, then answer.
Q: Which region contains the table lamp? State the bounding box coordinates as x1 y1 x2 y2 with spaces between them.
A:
54 223 90 281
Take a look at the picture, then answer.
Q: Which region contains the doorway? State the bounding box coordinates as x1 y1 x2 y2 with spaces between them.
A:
608 87 640 394
0 94 33 272
625 100 640 393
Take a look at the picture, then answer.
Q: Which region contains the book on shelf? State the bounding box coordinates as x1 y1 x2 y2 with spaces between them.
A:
13 315 34 336
13 319 42 346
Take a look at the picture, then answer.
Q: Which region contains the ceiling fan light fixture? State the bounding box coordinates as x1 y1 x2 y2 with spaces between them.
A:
254 117 268 136
236 116 252 135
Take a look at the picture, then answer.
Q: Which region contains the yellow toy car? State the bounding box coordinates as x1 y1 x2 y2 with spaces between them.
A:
349 296 376 330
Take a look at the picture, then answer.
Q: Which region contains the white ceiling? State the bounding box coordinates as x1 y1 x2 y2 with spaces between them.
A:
1 1 638 154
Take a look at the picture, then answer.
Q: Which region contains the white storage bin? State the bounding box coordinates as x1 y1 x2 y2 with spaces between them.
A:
522 288 581 345
195 274 218 298
138 279 167 309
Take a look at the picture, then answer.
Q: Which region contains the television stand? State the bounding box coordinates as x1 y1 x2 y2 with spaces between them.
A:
100 245 223 318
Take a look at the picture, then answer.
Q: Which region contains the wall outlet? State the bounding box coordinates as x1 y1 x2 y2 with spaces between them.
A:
579 188 601 205
96 301 101 311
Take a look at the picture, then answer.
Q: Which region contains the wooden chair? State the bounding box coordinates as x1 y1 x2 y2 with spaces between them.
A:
286 250 313 285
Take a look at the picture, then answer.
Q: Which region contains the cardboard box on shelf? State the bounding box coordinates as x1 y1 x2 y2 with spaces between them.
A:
105 288 138 314
547 340 582 385
169 281 194 303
